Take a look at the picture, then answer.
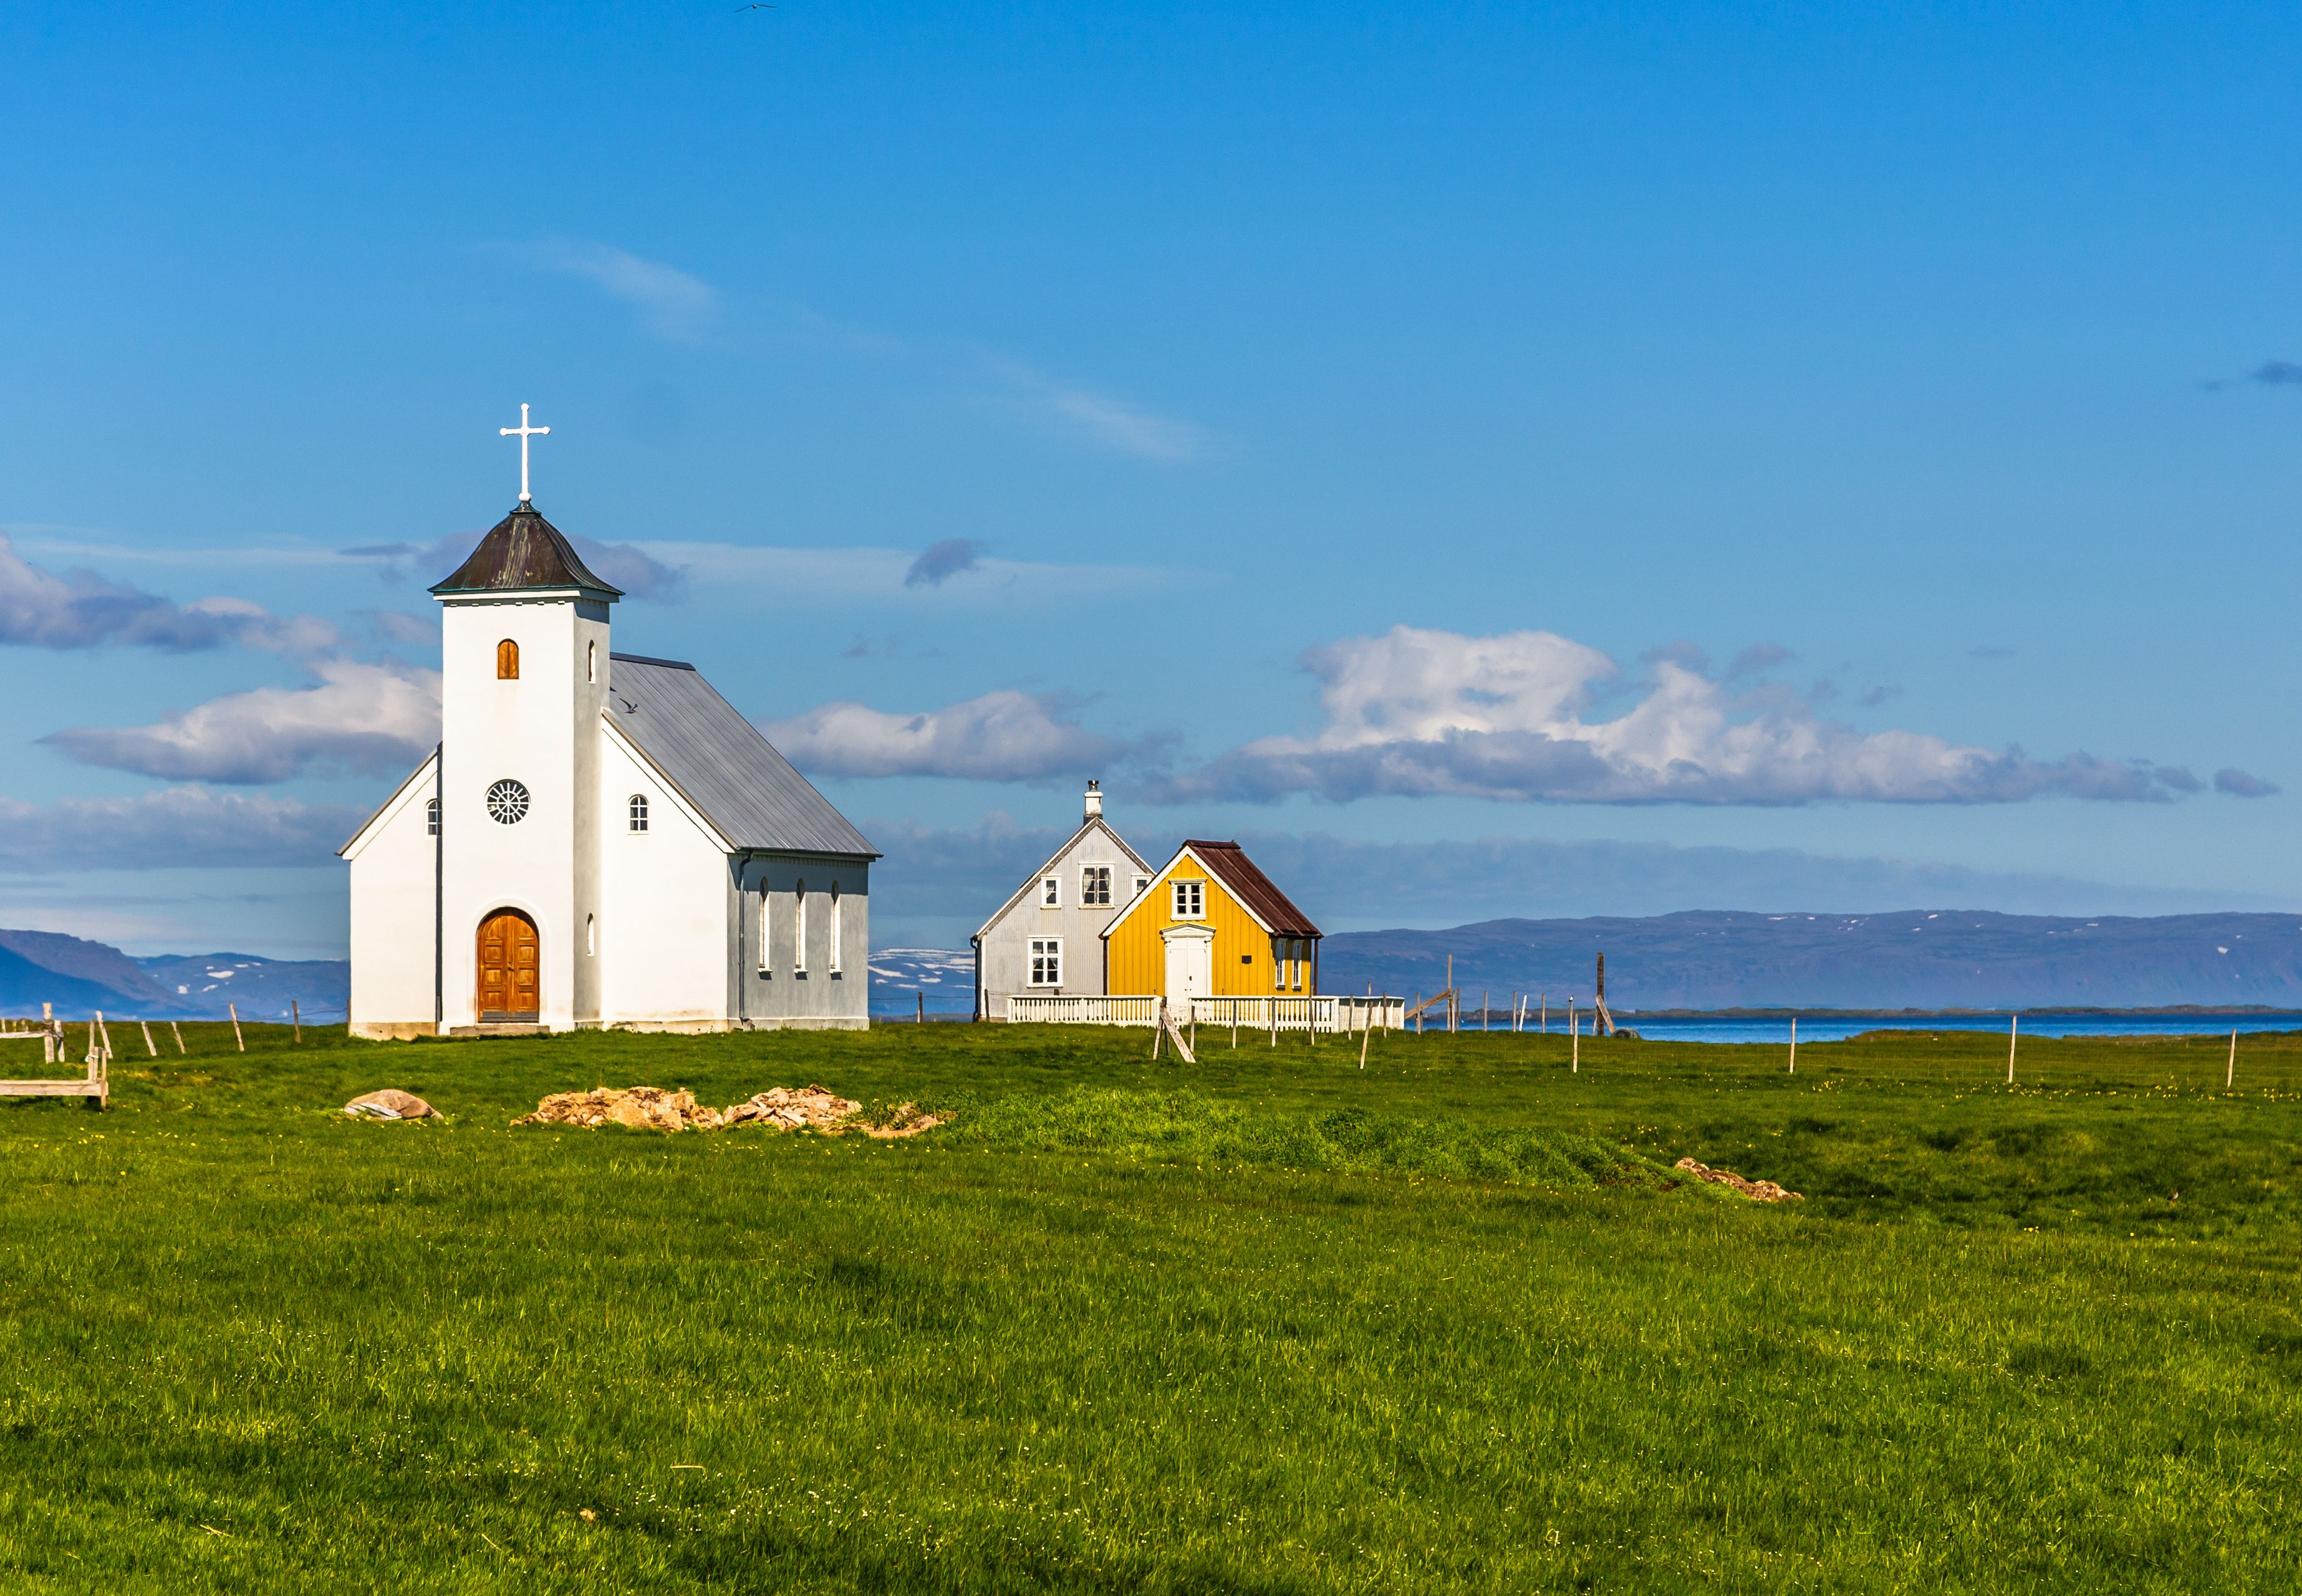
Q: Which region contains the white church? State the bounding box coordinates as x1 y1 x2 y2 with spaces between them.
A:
340 413 878 1037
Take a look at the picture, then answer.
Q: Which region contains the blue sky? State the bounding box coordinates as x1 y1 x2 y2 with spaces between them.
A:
4 2 2300 955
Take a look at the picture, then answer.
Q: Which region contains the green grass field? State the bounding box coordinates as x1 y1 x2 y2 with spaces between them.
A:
5 1017 2302 1593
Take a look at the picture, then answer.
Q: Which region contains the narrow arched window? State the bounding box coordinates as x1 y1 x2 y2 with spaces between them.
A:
794 880 807 973
425 797 440 837
829 883 842 974
628 794 649 832
586 914 596 956
496 639 519 680
587 640 597 683
769 870 787 971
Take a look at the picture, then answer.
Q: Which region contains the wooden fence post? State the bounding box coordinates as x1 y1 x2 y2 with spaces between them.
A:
2006 1014 2018 1084
292 999 302 1044
230 1002 245 1053
170 1021 186 1055
140 1020 158 1057
1788 1016 1797 1075
42 1002 55 1066
1571 1009 1579 1074
2228 1028 2237 1089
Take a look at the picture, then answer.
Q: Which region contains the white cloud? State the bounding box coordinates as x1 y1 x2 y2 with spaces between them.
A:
518 239 717 340
0 787 364 872
764 691 1119 782
41 660 441 785
0 532 340 655
1163 625 2202 807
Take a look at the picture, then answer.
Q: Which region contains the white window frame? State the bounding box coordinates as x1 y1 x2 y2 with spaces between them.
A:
1081 864 1111 906
628 793 649 834
586 914 597 957
1134 875 1150 899
1041 875 1061 908
1029 937 1063 988
830 883 843 974
1172 878 1205 920
794 880 808 973
425 797 440 837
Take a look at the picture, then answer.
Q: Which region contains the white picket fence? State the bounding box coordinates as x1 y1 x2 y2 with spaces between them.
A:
1004 993 1404 1034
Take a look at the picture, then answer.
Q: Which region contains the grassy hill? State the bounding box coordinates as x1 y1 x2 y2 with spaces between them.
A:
4 1019 2301 1590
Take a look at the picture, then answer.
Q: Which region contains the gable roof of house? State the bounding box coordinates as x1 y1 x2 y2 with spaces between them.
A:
973 816 1153 943
1185 840 1321 937
1099 839 1322 941
430 504 624 601
607 653 877 858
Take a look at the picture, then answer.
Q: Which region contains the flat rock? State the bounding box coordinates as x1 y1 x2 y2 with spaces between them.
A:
344 1089 438 1120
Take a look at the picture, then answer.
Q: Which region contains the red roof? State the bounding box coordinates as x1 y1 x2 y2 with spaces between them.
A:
1184 840 1321 938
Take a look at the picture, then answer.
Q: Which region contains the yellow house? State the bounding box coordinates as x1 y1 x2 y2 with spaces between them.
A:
1100 840 1323 1000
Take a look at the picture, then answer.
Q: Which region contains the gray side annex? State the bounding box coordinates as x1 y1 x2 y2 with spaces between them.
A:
971 786 1152 1018
610 652 879 1029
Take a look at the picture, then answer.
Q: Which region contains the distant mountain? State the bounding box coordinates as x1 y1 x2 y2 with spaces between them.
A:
1317 910 2302 1011
868 948 977 1016
19 909 2293 1024
0 928 348 1021
135 953 349 1022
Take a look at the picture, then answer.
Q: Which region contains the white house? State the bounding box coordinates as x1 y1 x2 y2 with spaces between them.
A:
340 494 877 1037
970 782 1153 1019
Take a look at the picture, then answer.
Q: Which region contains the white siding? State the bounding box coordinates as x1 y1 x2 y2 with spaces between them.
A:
344 755 438 1039
975 819 1147 1014
597 730 730 1028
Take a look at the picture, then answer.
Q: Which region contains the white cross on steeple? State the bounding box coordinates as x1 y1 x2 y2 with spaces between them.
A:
499 403 551 504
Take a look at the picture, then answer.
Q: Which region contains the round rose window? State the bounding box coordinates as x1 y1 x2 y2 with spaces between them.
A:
486 779 531 825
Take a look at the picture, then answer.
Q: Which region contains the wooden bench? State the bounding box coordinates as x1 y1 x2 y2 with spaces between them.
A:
0 1013 109 1110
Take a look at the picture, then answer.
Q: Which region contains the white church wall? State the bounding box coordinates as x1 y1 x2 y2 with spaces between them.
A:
597 729 731 1030
344 752 440 1040
437 594 610 1032
736 857 869 1029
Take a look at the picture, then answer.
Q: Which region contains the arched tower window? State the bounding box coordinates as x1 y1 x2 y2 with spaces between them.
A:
496 638 519 680
628 794 649 832
425 797 440 837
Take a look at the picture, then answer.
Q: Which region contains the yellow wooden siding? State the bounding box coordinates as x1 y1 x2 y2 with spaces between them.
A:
1104 851 1311 996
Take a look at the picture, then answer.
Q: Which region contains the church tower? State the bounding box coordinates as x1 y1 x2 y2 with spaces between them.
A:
428 457 622 1029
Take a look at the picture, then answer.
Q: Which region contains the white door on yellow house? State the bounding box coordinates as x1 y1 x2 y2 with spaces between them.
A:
1162 926 1213 1002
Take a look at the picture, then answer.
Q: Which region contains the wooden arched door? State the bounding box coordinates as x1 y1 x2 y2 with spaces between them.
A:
477 909 540 1022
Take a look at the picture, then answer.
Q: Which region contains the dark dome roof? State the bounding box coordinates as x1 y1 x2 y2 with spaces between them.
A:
429 505 624 600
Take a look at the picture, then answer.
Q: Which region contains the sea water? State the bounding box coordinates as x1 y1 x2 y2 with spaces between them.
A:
1611 1012 2302 1044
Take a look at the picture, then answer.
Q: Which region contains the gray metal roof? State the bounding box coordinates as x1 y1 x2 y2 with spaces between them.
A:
607 653 877 859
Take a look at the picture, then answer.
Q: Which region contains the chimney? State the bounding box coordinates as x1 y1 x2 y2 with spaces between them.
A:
1084 779 1103 821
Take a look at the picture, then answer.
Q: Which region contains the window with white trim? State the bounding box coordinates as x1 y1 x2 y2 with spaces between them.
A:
1134 875 1150 898
586 914 596 956
829 883 842 974
1041 875 1061 908
628 794 649 832
587 640 597 683
1172 879 1205 920
1029 938 1062 987
425 797 440 836
757 881 772 973
794 880 807 973
1081 865 1111 905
